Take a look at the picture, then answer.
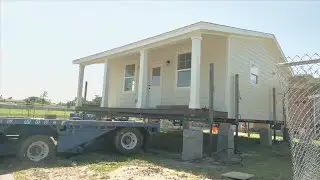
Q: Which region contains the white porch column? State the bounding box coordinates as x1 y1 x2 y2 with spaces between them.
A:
101 59 110 107
136 49 148 108
76 64 85 107
189 36 202 109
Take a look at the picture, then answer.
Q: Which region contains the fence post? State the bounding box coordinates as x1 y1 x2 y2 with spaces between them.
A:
209 63 215 156
247 122 250 138
84 81 88 101
273 88 277 142
235 74 239 153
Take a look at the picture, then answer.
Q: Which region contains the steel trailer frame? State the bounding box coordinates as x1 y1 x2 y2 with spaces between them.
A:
75 106 283 125
0 118 160 156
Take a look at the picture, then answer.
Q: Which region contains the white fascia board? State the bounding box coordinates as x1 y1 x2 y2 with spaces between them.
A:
72 21 278 65
201 22 273 39
72 22 202 65
271 34 287 63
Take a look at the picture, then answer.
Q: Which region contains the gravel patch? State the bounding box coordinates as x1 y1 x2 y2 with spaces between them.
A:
108 165 204 180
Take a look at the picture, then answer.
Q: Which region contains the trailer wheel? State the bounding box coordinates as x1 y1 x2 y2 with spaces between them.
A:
18 135 56 163
114 128 143 154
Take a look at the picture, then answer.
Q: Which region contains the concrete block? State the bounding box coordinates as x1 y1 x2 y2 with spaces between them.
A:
259 128 272 146
221 171 254 180
182 129 203 161
217 123 234 155
0 174 14 180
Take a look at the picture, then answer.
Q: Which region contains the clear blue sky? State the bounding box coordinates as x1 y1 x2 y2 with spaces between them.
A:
1 1 319 103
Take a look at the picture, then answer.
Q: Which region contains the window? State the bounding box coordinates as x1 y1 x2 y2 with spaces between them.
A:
250 62 259 85
177 52 191 87
124 64 135 91
151 67 161 86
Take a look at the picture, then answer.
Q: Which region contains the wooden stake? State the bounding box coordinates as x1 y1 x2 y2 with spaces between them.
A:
273 88 277 142
235 74 239 152
209 63 215 156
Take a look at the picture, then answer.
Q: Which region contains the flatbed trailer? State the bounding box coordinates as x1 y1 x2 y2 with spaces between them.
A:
75 106 283 125
0 118 160 162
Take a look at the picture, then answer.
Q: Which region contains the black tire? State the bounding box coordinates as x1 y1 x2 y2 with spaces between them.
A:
114 128 143 155
18 135 56 163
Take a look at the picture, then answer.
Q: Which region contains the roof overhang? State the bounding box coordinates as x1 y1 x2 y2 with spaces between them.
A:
72 21 286 65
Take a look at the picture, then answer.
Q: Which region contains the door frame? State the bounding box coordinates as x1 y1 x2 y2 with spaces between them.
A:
148 62 163 107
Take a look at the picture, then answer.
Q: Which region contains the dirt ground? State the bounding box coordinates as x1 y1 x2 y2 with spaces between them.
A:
11 162 210 180
0 151 219 180
0 140 293 180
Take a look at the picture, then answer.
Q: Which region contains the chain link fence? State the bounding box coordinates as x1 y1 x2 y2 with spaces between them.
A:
276 53 320 180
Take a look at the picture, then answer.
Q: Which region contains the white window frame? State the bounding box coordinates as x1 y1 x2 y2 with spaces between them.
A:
150 65 162 87
176 52 192 88
250 61 259 85
123 63 136 92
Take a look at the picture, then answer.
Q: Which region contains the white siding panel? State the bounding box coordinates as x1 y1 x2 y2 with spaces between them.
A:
108 54 140 108
156 35 228 109
150 40 192 106
108 35 228 110
228 37 283 121
199 35 227 111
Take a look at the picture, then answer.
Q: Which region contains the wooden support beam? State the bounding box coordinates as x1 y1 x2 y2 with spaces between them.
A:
209 63 215 156
235 74 239 152
273 88 277 142
84 81 88 101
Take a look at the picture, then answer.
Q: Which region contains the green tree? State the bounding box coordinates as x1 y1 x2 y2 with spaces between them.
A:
40 91 48 106
91 95 102 105
24 96 39 104
25 97 36 117
24 96 50 105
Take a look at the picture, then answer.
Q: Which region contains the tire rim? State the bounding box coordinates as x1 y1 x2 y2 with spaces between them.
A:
121 132 138 150
26 141 50 162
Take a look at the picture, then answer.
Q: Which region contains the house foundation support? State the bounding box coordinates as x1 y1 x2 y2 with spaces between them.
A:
182 129 203 161
217 123 234 156
258 123 272 146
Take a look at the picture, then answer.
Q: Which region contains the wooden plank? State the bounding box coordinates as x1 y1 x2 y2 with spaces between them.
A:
75 106 228 118
235 74 240 152
75 106 285 124
209 63 215 156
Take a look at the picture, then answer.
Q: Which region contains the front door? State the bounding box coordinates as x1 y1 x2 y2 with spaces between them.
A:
148 65 162 108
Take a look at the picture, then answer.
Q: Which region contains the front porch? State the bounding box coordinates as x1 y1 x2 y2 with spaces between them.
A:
75 33 229 111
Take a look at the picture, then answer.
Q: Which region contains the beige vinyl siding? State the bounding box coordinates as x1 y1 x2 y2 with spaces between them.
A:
199 34 227 111
150 39 192 106
228 36 283 121
108 54 140 108
108 34 228 110
150 34 228 110
107 41 193 108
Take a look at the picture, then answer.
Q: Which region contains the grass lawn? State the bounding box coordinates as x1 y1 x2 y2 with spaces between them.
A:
203 129 284 140
0 108 71 119
204 130 320 146
1 138 294 180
